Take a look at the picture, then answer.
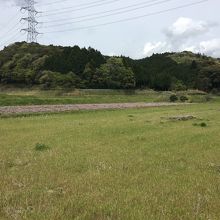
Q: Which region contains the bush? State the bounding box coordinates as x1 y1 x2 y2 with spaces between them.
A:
180 95 188 102
170 94 178 102
200 122 207 127
35 143 50 151
193 122 207 127
205 95 213 102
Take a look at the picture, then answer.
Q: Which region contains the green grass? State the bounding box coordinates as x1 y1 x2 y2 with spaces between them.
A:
0 93 163 106
0 89 170 106
0 88 219 106
0 103 220 219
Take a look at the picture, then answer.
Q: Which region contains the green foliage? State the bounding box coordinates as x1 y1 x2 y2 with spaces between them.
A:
38 70 81 89
170 94 178 102
1 89 218 107
35 143 50 151
193 122 208 127
0 43 220 91
200 122 207 127
95 57 135 89
171 80 187 91
180 95 189 102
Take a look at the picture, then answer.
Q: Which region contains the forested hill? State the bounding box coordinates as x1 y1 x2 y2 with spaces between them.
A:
0 42 219 92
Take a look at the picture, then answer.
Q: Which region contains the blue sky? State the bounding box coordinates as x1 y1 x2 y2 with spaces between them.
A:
0 0 219 58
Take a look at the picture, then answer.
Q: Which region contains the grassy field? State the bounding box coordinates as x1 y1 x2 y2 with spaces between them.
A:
0 88 216 106
0 102 220 219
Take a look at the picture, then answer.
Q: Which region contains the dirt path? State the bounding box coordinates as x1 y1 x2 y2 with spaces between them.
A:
0 102 185 115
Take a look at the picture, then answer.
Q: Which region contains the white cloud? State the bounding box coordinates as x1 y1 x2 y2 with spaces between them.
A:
180 45 197 52
196 39 220 57
165 17 210 41
108 52 117 56
143 41 170 56
142 17 220 58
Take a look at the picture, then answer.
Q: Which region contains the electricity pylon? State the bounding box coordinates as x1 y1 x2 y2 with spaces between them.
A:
21 0 40 43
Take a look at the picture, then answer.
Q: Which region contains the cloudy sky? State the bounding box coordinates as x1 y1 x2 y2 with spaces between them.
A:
0 0 219 58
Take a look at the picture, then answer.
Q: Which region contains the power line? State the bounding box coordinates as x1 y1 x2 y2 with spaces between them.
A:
44 0 208 34
0 31 25 48
0 22 22 39
0 11 21 38
40 0 120 17
0 10 20 28
36 0 109 7
42 0 161 24
41 0 174 28
41 0 120 13
0 19 25 44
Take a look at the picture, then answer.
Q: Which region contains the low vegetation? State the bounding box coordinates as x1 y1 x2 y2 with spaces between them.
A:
0 102 219 219
35 143 50 152
0 42 219 219
169 94 179 102
0 88 219 107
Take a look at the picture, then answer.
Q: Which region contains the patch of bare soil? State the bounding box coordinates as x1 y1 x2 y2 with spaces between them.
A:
0 102 185 116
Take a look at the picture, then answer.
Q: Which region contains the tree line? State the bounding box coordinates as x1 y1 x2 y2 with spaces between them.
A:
0 42 219 92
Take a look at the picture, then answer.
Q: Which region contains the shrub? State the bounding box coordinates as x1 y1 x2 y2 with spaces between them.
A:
170 94 178 102
205 95 213 102
200 122 207 127
35 143 50 151
193 122 207 127
180 95 188 102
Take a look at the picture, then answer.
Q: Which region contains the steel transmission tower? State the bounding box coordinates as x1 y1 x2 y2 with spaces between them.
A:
21 0 40 43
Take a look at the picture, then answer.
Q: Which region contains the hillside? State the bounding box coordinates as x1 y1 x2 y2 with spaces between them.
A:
0 42 219 92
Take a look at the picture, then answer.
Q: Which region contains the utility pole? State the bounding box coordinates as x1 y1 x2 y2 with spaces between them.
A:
21 0 40 43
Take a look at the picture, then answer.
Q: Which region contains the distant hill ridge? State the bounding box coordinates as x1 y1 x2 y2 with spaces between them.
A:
0 42 219 92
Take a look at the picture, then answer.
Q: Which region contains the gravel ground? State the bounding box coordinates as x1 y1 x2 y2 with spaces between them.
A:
0 102 183 115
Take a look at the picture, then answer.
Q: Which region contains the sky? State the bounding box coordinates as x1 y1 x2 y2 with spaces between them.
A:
0 0 219 58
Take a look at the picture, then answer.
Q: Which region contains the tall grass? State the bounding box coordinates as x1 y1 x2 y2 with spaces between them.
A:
0 103 220 219
0 89 219 106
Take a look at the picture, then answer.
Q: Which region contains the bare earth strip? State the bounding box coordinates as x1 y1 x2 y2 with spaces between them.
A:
0 102 185 115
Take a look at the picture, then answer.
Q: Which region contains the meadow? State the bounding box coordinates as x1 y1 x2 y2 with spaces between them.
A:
0 102 220 219
0 88 214 106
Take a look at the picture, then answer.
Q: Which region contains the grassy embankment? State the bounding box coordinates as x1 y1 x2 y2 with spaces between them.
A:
0 88 218 106
0 101 220 219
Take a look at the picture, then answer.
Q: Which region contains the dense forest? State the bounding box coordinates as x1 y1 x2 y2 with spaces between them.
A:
0 42 219 92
